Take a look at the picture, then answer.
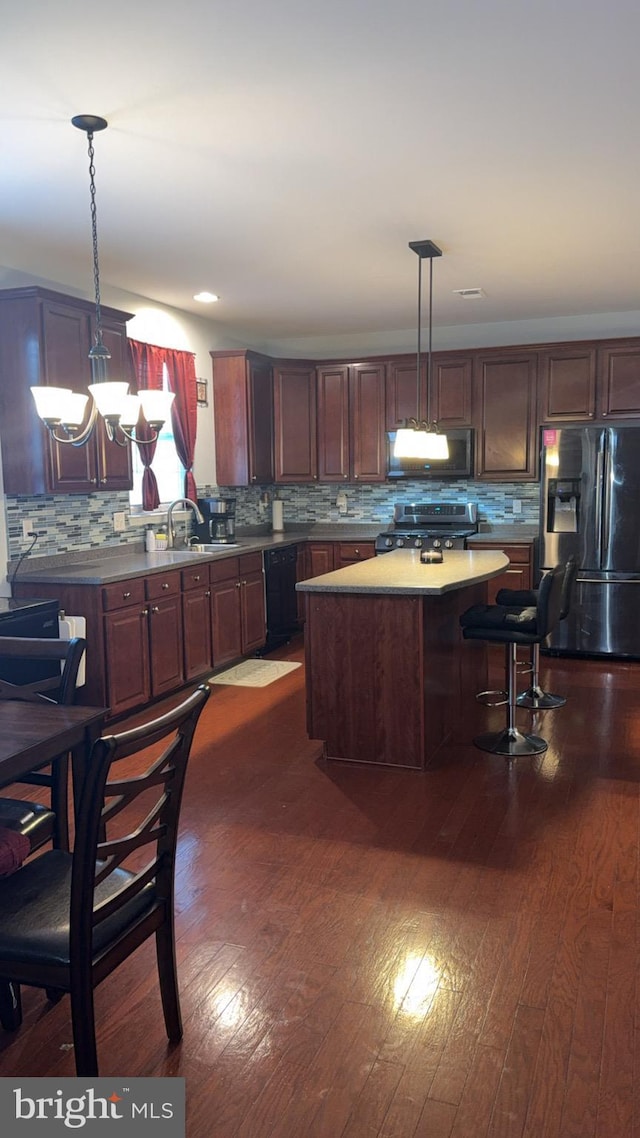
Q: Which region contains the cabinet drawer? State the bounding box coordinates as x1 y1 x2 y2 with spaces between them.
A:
239 551 263 576
145 570 181 600
181 566 209 592
473 541 531 564
337 542 376 562
102 578 145 612
210 556 240 585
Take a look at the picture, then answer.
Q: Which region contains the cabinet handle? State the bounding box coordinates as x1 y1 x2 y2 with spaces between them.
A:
193 574 201 582
122 591 131 599
354 548 360 555
141 608 149 616
235 581 242 588
161 582 169 590
206 590 211 598
354 474 359 479
151 605 160 613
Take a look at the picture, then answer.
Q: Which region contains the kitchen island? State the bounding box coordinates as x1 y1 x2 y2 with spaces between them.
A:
297 548 509 770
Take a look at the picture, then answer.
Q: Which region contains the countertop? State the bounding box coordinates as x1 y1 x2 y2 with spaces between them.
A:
9 523 532 587
296 548 509 596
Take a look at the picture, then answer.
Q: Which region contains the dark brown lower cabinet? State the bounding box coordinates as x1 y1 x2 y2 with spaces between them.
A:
210 553 266 667
104 571 184 716
181 567 213 680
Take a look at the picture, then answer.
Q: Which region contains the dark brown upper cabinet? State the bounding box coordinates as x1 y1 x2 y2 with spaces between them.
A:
385 353 472 430
211 349 274 485
317 361 386 482
0 287 133 495
273 363 317 482
597 340 640 419
538 343 597 422
474 349 539 481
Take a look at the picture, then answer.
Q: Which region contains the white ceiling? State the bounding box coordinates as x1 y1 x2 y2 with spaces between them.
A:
2 0 639 355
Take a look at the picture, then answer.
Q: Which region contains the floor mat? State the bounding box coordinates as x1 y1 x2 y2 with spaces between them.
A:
209 659 302 688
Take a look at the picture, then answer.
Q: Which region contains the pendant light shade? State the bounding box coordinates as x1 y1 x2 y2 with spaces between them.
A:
30 116 174 449
393 239 449 461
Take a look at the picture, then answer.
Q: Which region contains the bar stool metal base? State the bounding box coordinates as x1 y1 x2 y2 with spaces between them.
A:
473 727 548 757
516 686 566 710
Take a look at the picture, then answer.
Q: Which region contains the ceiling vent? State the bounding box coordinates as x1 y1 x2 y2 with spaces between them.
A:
453 287 486 299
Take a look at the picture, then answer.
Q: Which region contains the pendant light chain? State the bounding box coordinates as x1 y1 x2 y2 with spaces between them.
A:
416 254 422 425
427 255 433 429
86 129 103 347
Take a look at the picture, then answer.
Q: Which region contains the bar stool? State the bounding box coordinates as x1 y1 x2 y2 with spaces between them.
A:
495 556 577 709
459 562 566 758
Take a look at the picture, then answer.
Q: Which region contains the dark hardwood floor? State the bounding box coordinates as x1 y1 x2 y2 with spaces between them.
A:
1 638 639 1137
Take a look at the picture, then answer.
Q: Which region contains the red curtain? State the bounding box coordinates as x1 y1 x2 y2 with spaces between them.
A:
128 340 166 510
164 347 198 502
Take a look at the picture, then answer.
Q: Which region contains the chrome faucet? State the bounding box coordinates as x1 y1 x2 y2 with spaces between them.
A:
166 498 204 549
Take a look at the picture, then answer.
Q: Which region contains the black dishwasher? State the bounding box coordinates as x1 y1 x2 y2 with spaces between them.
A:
0 598 60 685
260 546 299 654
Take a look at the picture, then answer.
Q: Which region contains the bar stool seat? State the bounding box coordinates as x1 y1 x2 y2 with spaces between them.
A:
459 562 566 758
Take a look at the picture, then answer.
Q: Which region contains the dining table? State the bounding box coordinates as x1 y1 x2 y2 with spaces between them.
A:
0 700 107 827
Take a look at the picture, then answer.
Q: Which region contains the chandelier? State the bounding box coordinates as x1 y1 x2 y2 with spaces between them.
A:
30 115 174 448
393 239 449 460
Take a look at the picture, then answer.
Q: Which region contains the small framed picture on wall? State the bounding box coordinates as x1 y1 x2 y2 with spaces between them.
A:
196 378 208 406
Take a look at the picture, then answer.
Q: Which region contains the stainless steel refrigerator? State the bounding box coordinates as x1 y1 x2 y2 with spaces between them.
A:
540 425 640 657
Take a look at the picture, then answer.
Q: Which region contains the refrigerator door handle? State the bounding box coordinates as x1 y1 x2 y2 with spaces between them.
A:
595 444 605 566
601 434 612 566
576 577 640 584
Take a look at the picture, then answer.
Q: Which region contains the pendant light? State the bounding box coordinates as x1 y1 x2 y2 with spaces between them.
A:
393 239 449 460
30 115 174 448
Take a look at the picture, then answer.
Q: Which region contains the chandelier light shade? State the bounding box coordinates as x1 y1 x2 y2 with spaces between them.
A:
30 115 174 448
393 239 449 461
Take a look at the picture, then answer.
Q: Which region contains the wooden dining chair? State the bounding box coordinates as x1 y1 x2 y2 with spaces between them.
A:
0 636 87 853
0 683 210 1076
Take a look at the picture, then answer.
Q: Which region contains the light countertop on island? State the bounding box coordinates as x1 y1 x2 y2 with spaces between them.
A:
297 548 509 596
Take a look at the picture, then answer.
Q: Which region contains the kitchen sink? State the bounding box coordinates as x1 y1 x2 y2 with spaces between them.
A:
186 542 239 553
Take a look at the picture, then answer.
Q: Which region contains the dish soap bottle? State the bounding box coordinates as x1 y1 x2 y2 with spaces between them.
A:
145 526 156 552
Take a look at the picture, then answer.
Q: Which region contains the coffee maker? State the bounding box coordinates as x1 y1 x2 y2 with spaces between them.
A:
196 497 236 543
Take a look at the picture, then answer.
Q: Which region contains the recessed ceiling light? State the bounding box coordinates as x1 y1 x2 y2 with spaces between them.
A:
193 291 220 303
453 288 486 299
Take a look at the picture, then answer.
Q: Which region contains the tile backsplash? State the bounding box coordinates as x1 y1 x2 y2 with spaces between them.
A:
4 480 540 562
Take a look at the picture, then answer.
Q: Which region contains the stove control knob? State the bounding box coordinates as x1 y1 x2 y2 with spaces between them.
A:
414 538 423 548
397 537 405 547
432 539 442 549
384 537 394 548
444 539 454 549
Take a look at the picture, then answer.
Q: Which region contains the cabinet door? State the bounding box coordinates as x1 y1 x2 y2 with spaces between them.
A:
247 356 274 483
241 572 266 654
431 354 473 427
474 351 538 480
597 341 640 419
42 300 98 493
273 364 317 481
211 581 243 666
104 604 150 717
538 344 597 422
148 594 184 696
307 542 336 577
385 357 425 429
317 365 350 481
182 586 213 679
350 363 386 481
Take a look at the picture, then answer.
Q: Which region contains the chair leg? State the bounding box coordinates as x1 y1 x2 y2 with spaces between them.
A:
473 642 548 758
156 922 183 1042
516 643 567 709
0 979 22 1031
70 975 98 1077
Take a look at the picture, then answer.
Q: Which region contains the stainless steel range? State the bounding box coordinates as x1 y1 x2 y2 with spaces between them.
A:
375 502 479 554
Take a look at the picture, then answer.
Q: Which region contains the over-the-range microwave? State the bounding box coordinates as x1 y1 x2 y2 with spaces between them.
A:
386 428 474 479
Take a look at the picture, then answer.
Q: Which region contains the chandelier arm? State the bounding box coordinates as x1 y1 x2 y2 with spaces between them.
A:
45 401 99 446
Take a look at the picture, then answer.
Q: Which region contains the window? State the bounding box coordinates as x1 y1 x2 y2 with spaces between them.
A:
129 364 185 508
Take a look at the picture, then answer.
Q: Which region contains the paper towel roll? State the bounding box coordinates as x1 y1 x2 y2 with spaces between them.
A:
272 500 284 531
